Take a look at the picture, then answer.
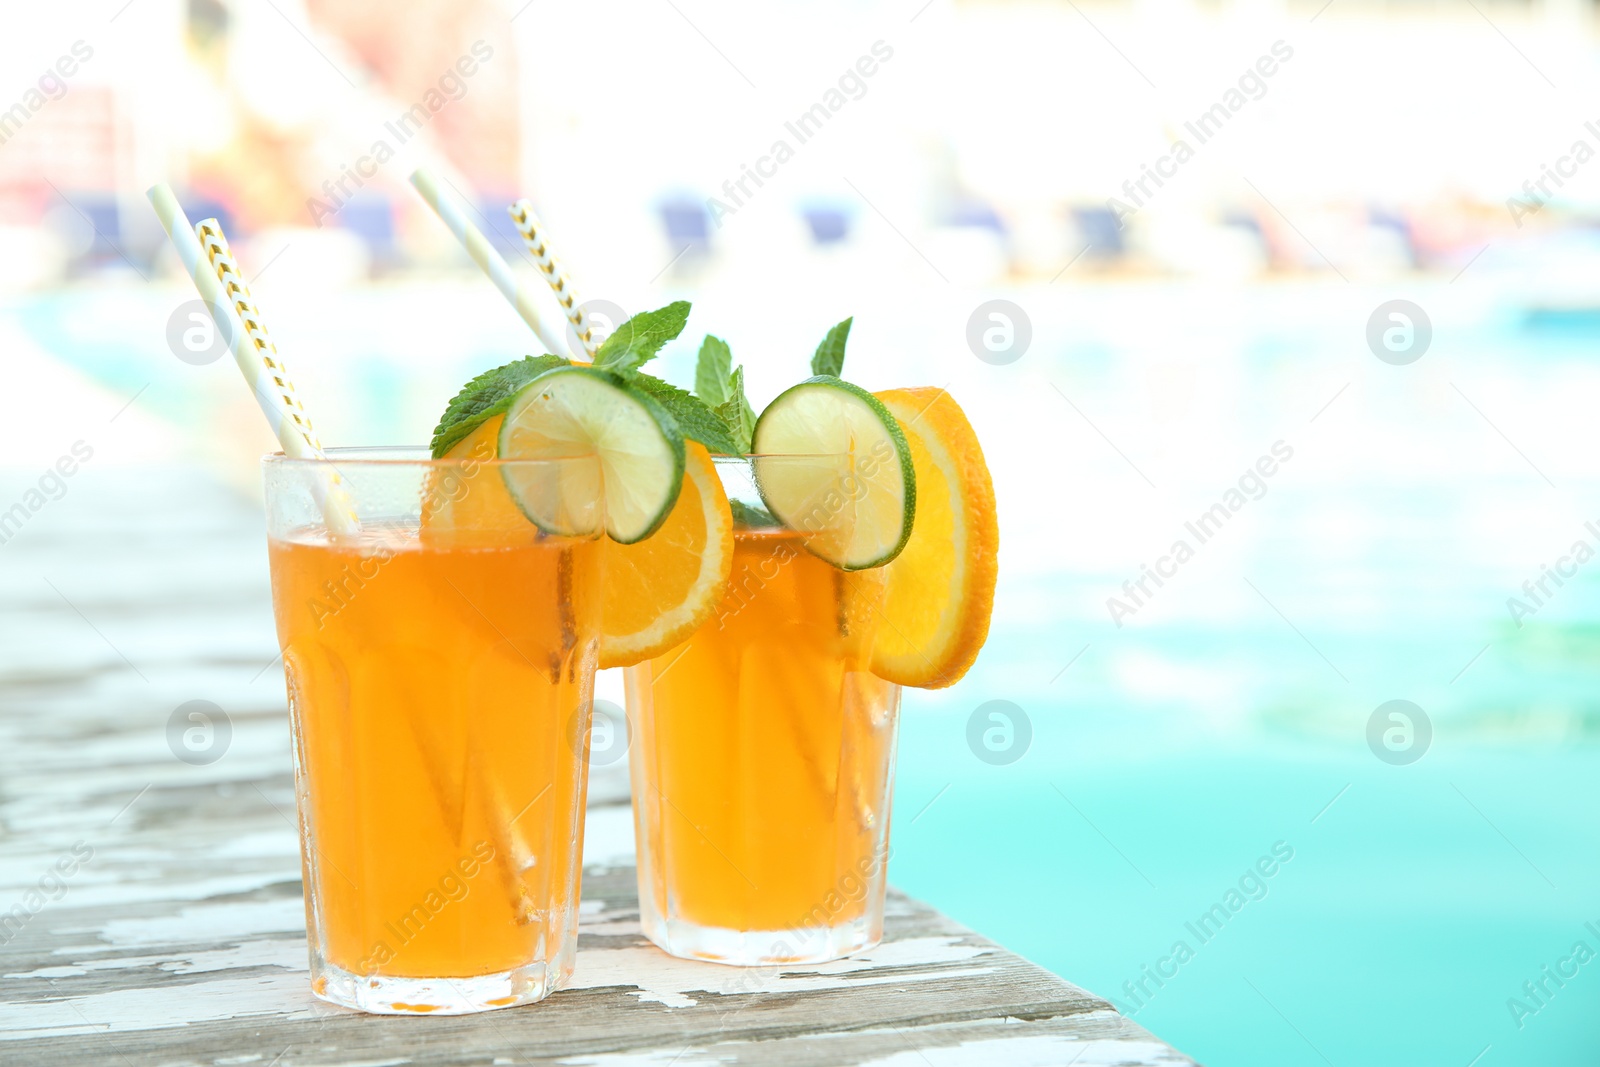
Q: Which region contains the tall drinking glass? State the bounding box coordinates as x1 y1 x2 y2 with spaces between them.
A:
624 455 901 966
263 446 603 1014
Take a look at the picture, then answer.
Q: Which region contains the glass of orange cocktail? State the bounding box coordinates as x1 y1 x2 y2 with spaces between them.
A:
264 446 603 1014
624 455 901 966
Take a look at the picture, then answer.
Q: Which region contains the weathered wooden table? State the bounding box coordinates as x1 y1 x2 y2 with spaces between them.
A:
0 462 1196 1065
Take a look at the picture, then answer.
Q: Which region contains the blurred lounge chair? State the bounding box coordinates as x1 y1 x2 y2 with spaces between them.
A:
800 202 851 245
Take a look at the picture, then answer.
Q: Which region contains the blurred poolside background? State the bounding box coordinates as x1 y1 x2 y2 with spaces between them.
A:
4 0 1600 1063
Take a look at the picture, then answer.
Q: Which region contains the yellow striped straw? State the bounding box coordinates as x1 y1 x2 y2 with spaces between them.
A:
408 168 569 356
141 191 358 536
195 220 330 459
508 199 596 359
191 218 358 535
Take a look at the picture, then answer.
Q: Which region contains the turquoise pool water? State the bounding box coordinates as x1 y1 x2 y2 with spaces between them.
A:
15 275 1600 1064
892 637 1600 1065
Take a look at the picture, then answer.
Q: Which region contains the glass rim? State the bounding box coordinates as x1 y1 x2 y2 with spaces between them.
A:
262 445 600 469
712 452 862 462
264 448 864 467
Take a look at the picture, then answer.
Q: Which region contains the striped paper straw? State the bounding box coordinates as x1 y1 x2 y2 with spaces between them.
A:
508 199 595 359
409 167 568 356
146 185 358 535
195 220 329 457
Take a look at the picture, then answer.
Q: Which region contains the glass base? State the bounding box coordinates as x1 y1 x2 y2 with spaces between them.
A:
311 958 569 1015
642 912 881 966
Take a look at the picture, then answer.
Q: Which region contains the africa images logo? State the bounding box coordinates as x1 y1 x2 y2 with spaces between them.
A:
305 41 495 227
1107 441 1293 626
704 41 895 227
1107 41 1294 228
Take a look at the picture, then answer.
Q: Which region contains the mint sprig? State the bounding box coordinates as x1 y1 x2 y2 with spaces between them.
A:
810 317 852 377
433 302 743 461
432 306 869 470
693 334 757 453
592 301 691 374
431 353 569 457
630 375 741 456
695 335 732 405
715 366 756 453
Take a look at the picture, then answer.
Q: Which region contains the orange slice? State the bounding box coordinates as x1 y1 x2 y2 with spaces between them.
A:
421 415 536 549
432 424 733 667
597 441 733 667
869 388 998 688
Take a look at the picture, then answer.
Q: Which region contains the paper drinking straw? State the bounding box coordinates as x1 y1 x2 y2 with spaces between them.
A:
146 184 358 535
508 199 596 359
195 220 328 455
408 167 568 356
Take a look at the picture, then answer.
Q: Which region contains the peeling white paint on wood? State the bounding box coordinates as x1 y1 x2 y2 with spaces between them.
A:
563 933 1000 1005
84 899 306 947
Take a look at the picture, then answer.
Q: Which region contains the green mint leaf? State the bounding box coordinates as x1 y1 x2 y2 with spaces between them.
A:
696 334 752 452
629 373 742 456
810 316 852 377
695 334 732 406
431 354 570 457
592 301 691 374
729 499 780 529
714 365 756 453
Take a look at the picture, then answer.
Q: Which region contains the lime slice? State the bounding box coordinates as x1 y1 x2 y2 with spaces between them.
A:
498 366 685 544
750 375 916 570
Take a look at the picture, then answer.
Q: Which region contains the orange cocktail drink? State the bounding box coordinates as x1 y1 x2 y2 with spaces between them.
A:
264 448 602 1014
625 457 901 966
